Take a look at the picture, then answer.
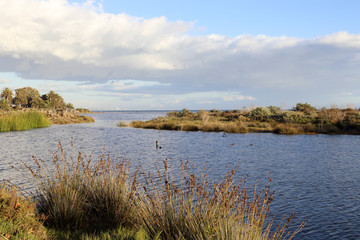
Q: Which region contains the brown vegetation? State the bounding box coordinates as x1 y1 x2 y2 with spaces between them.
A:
15 144 304 239
129 104 360 135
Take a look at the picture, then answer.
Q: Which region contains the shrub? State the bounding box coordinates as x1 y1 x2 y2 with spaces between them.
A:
178 108 194 118
248 107 272 120
268 105 281 115
292 103 316 114
196 110 210 124
0 183 47 239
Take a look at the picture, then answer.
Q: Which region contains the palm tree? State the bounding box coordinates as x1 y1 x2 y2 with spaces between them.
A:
1 87 13 102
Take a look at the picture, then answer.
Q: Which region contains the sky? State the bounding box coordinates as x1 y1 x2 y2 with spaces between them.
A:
0 0 360 110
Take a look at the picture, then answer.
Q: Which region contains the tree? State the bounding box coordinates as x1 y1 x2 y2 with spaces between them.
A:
1 88 13 102
14 87 43 108
66 103 74 109
41 90 66 109
0 99 11 111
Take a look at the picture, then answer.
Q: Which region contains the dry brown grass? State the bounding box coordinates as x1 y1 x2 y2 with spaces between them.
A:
19 144 305 239
138 159 305 240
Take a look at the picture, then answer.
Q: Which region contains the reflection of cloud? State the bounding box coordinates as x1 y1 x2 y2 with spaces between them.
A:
0 79 11 84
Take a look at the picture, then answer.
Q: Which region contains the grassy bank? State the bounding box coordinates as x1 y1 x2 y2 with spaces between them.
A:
4 144 305 239
0 110 94 132
43 110 95 124
0 111 52 132
129 105 360 135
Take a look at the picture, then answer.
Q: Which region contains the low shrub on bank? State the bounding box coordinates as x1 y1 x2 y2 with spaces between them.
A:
0 183 47 239
19 144 305 239
0 111 51 132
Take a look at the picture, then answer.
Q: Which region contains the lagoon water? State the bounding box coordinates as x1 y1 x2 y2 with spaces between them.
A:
0 111 359 239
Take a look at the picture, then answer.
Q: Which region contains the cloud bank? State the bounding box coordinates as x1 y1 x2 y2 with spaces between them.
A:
1 0 360 108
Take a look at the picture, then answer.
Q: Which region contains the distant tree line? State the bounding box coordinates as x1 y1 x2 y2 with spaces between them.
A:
0 87 74 111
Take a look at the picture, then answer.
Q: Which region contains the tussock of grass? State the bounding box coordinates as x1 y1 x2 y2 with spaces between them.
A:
0 183 47 239
0 111 51 132
22 143 139 233
17 144 305 239
117 121 129 127
274 124 303 135
139 160 305 240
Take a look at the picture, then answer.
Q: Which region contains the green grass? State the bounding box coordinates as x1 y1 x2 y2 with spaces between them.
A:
0 183 47 239
14 144 305 239
0 111 51 132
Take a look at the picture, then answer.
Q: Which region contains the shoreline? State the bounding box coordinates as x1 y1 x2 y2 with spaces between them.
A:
0 109 94 132
128 106 360 135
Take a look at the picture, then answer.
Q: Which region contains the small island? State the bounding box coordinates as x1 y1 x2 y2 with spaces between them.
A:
0 87 94 132
130 103 360 135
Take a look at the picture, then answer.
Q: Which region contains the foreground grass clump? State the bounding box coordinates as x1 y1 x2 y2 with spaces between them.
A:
139 160 305 240
129 104 360 135
23 144 140 234
0 111 51 132
18 144 305 239
0 183 47 239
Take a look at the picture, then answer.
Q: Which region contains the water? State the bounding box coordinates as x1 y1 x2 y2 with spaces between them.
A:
0 111 359 239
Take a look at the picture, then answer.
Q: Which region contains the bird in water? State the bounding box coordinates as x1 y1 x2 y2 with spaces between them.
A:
249 143 253 146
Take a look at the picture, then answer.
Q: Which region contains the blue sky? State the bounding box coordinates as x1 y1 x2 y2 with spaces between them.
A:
0 0 360 110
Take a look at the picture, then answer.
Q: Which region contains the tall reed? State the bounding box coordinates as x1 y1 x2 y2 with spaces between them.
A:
20 144 305 239
0 111 51 132
138 159 305 240
21 143 140 233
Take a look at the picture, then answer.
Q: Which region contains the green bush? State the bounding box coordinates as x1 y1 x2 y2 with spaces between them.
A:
292 103 316 114
248 107 272 120
0 183 47 239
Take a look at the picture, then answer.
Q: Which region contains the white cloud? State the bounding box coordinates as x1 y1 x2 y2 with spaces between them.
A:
0 79 11 84
0 0 360 108
223 95 256 101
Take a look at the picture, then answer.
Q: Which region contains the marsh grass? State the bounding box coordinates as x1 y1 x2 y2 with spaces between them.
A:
21 143 140 233
0 111 51 132
117 121 129 127
129 107 360 135
0 183 47 239
19 144 305 239
138 159 305 240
